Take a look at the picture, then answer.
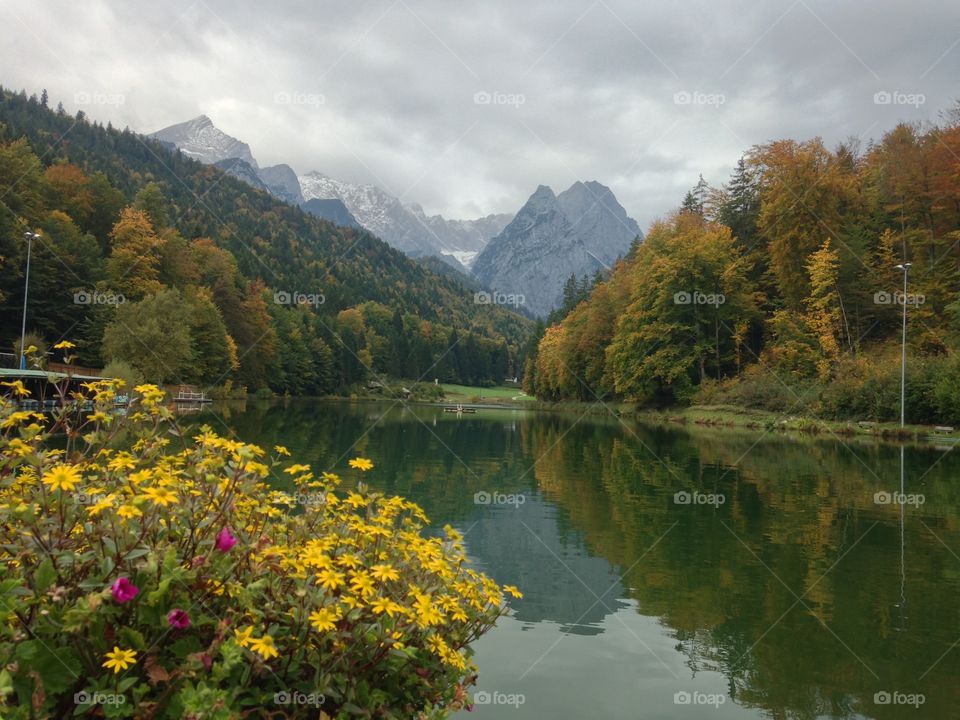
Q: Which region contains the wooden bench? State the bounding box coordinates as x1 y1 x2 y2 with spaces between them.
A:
857 421 877 429
934 426 955 435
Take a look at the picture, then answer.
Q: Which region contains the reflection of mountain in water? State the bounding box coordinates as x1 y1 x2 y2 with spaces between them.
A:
464 494 629 634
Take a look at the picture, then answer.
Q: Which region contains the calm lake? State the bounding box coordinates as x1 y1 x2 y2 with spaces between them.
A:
191 399 960 719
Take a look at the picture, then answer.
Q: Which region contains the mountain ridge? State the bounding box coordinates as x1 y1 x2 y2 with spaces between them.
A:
473 181 641 317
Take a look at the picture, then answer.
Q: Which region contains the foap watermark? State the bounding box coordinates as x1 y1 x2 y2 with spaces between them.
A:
474 490 525 508
874 90 925 108
282 491 330 508
874 491 925 507
74 691 126 707
874 290 925 306
74 491 113 506
74 91 125 106
273 690 326 707
274 290 325 307
74 289 125 306
674 690 726 707
473 691 525 708
274 91 325 108
473 90 525 108
674 490 725 507
674 290 725 307
874 690 925 708
673 90 725 108
475 290 525 308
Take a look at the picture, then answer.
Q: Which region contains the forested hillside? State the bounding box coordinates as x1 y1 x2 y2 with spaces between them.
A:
528 113 960 424
0 88 530 393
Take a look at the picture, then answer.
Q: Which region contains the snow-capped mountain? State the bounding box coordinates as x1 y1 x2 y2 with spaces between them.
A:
150 115 258 168
148 116 639 302
298 172 509 266
149 116 509 266
472 181 642 317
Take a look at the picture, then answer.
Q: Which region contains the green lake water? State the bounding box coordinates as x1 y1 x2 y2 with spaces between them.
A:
191 399 960 719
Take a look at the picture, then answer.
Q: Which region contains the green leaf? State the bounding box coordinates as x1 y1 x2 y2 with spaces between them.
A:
34 558 57 593
119 627 146 651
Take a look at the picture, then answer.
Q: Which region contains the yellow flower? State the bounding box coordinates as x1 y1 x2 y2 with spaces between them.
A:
234 626 254 647
317 568 345 591
283 464 311 475
117 504 143 520
345 492 368 509
503 585 524 599
140 486 178 507
1 380 30 398
308 607 341 633
273 445 290 456
348 457 374 472
41 464 81 493
337 553 362 570
370 596 404 617
412 592 445 628
340 595 363 611
86 494 116 516
249 634 279 659
102 647 137 674
370 564 399 582
53 340 76 350
107 454 136 472
350 572 375 598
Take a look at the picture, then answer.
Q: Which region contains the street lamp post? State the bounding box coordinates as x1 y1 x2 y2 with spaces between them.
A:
895 262 912 428
19 231 40 370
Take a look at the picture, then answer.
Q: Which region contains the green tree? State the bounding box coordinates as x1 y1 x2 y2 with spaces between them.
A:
102 289 192 383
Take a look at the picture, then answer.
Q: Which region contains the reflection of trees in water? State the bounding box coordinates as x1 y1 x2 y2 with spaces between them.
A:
525 419 960 719
197 401 960 719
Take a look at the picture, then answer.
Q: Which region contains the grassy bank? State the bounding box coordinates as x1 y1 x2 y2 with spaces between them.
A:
532 400 959 445
438 383 535 404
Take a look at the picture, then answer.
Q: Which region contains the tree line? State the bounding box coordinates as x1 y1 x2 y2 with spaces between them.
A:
527 110 960 424
0 88 528 393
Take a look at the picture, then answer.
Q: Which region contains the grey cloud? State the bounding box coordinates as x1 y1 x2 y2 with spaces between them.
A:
2 0 957 229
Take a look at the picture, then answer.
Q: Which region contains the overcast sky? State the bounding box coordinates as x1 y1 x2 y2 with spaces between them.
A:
2 0 957 227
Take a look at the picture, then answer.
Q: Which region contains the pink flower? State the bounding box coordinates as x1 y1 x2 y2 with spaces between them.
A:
111 577 139 603
214 527 237 552
167 608 190 629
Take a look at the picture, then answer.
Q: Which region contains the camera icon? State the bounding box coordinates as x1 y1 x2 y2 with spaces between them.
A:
474 691 491 705
874 691 891 705
473 91 492 105
874 91 892 105
474 291 492 305
74 91 92 105
673 91 692 105
74 290 92 305
74 691 91 704
873 491 892 505
474 491 492 505
274 290 291 305
873 291 892 305
674 691 692 705
273 691 291 704
673 291 691 305
274 91 292 105
673 491 691 505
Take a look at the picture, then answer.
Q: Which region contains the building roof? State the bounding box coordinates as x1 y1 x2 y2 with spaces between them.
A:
0 368 109 382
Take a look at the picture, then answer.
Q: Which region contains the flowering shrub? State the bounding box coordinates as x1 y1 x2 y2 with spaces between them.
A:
0 370 518 718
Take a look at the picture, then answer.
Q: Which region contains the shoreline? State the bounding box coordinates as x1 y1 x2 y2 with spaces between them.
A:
216 393 959 447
